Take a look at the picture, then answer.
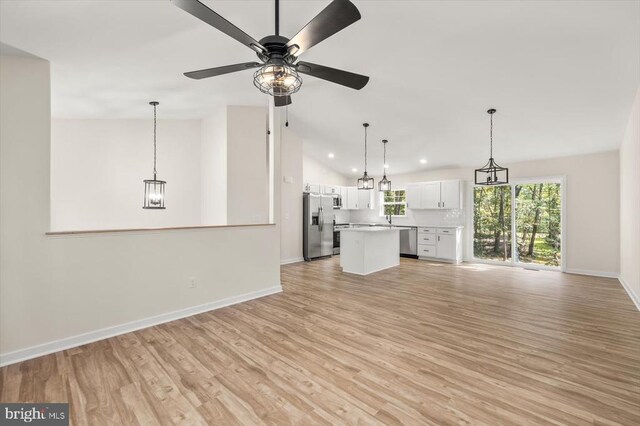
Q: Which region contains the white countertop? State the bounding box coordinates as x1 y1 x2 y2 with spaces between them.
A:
339 226 403 233
338 223 464 229
417 225 465 229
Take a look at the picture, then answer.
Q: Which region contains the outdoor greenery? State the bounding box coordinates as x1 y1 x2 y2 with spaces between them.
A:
474 186 512 261
381 189 406 216
473 183 562 267
515 183 562 266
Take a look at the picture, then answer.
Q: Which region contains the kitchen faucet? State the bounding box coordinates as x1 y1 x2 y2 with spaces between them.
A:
386 214 392 226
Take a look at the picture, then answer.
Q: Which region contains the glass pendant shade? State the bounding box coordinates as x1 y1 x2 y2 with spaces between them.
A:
475 158 508 185
378 176 391 192
475 108 509 186
143 176 166 209
253 62 302 97
378 139 391 191
358 172 374 190
143 101 167 209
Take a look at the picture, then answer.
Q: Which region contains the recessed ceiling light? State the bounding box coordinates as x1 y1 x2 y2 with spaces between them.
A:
352 168 358 172
420 159 427 164
328 153 335 159
384 164 390 169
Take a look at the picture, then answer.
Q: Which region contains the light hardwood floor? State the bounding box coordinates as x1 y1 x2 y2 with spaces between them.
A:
1 257 639 425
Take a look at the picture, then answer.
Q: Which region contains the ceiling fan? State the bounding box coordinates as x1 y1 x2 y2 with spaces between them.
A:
172 0 370 107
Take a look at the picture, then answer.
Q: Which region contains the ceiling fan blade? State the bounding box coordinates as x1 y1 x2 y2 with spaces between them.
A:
274 95 292 107
172 0 266 54
296 61 369 90
184 62 261 80
286 0 360 57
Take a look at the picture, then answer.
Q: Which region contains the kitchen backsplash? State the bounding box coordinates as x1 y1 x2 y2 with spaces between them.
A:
347 207 466 227
333 209 351 224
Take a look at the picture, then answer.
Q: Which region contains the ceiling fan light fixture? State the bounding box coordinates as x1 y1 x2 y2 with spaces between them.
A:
253 62 302 97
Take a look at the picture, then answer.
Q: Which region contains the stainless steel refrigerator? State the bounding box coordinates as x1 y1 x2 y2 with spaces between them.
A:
303 193 334 260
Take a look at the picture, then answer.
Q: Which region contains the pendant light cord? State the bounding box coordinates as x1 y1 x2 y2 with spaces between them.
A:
153 103 157 178
383 140 387 177
489 112 493 159
364 124 368 172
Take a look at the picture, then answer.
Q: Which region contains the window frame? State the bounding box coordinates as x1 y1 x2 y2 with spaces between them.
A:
379 188 408 217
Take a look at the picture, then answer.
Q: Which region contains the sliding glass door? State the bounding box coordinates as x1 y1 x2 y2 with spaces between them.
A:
473 186 512 262
473 178 564 270
514 183 562 268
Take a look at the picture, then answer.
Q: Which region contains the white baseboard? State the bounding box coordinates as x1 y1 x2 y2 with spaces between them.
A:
564 268 619 279
618 276 640 312
281 257 304 265
0 285 282 368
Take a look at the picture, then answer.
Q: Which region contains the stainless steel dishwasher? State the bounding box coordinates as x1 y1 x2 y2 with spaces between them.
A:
399 227 418 258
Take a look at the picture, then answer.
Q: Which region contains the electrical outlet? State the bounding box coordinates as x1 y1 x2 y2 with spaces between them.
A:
189 277 197 288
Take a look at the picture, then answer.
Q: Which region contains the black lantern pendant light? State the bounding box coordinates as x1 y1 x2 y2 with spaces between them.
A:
475 108 509 185
143 101 166 209
357 123 374 190
378 139 391 192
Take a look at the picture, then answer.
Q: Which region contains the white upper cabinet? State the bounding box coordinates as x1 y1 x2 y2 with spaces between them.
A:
324 185 339 195
304 183 321 193
440 180 462 209
420 182 441 209
406 180 463 209
357 188 374 210
346 187 359 210
340 186 349 205
341 187 374 210
406 184 421 210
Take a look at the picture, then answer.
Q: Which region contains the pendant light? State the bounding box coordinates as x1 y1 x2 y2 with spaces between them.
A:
475 108 509 185
143 101 166 209
357 123 374 190
378 139 391 192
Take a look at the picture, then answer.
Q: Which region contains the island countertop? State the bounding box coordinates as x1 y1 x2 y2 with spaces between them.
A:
339 227 403 233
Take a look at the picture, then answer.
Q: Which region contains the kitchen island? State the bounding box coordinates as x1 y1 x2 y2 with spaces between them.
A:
339 227 401 275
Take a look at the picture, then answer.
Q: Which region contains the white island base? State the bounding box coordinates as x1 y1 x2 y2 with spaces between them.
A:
339 228 400 275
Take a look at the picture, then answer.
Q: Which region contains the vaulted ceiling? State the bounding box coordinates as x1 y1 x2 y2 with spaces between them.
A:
1 0 638 175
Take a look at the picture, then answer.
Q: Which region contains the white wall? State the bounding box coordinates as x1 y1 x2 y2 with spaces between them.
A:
619 87 640 307
51 119 202 231
0 55 281 365
303 154 351 188
201 108 227 225
280 126 304 264
227 106 269 225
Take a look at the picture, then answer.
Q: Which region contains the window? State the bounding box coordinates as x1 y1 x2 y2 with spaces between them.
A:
380 189 407 216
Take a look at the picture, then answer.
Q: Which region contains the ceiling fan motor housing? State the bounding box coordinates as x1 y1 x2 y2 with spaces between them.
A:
257 35 296 63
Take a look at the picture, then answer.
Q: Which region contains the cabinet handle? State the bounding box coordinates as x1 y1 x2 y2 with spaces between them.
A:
438 236 440 242
442 202 444 208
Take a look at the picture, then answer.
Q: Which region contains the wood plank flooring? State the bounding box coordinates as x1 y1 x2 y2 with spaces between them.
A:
1 257 639 425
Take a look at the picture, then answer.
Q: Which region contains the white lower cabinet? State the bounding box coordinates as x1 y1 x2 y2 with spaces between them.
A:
417 227 463 264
